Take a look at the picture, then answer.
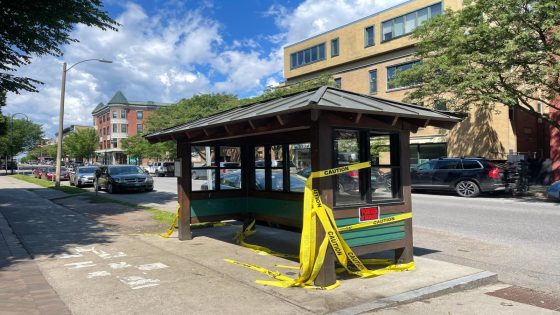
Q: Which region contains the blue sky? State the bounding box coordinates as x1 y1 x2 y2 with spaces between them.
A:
5 0 408 137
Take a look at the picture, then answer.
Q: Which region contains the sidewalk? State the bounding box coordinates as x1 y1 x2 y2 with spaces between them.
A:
1 176 556 315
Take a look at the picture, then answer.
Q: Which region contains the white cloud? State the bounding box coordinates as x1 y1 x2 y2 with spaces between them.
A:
5 0 409 138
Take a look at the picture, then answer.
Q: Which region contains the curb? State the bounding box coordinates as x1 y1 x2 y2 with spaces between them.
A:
329 271 498 315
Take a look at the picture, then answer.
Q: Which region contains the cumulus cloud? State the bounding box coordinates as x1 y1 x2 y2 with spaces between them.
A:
5 0 409 138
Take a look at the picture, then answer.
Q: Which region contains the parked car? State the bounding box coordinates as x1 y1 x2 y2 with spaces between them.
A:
41 166 70 181
32 167 46 178
546 181 560 200
95 165 154 194
146 162 174 177
69 166 99 187
297 166 387 194
410 157 505 197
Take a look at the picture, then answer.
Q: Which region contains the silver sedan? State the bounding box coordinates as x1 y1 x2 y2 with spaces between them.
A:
70 166 99 187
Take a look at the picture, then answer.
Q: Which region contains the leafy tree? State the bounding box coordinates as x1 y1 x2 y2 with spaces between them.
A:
0 117 43 158
395 0 560 128
63 128 97 161
26 144 57 161
0 0 119 104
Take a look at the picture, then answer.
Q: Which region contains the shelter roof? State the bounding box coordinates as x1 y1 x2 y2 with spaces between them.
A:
145 86 461 142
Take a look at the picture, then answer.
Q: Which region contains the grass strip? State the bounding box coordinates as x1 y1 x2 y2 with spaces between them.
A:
11 174 87 194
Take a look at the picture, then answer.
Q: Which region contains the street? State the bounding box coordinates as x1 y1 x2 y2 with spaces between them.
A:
66 176 560 296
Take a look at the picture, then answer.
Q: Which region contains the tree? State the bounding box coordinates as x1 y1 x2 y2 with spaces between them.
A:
25 144 57 162
395 0 560 128
63 128 98 161
121 134 152 163
0 1 119 104
0 117 43 158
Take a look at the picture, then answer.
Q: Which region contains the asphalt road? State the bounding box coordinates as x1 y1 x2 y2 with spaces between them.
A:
411 192 560 296
62 175 560 295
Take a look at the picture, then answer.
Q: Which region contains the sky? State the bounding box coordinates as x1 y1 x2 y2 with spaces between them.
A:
5 0 409 138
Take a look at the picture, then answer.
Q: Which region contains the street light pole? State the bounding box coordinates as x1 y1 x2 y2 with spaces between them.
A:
55 59 112 188
9 113 29 175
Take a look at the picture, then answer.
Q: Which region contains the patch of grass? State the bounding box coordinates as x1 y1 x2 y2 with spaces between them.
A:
146 208 176 225
11 174 87 194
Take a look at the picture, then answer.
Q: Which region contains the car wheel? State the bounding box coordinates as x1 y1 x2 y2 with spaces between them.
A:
455 180 480 198
107 183 114 194
145 187 153 192
70 180 74 186
155 171 160 177
76 181 82 188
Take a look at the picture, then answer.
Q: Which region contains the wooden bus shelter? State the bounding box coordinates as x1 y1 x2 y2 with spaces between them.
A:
145 86 460 286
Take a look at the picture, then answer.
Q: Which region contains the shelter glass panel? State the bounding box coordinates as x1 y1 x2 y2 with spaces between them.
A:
334 130 361 205
254 146 265 190
370 133 400 201
220 146 241 167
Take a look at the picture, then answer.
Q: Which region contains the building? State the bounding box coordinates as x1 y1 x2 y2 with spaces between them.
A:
54 124 92 142
283 0 549 170
92 91 170 165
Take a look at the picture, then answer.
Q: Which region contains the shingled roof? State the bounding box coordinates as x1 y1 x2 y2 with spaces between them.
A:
145 86 461 142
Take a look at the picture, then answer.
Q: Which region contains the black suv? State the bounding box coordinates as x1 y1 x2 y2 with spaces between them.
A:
411 157 505 197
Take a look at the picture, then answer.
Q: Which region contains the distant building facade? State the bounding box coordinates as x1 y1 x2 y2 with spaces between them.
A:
92 91 170 165
283 0 549 170
54 124 92 142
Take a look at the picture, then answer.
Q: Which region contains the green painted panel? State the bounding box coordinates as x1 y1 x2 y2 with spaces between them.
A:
191 198 246 218
246 197 303 222
335 213 406 247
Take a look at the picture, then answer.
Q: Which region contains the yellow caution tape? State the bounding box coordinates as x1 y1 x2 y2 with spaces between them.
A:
160 204 180 238
225 161 415 289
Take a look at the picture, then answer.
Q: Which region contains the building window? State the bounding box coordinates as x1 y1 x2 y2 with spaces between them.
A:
102 115 105 122
111 138 118 148
364 26 375 47
121 110 126 119
331 38 339 57
334 78 342 89
333 129 401 206
137 124 144 133
290 43 326 69
434 100 448 111
121 124 128 133
382 2 442 42
369 70 378 94
387 60 421 90
113 124 118 133
112 111 117 119
137 111 143 120
106 113 110 121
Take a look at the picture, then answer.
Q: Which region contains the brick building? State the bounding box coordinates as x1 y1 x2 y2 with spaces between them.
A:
92 91 170 165
283 0 549 170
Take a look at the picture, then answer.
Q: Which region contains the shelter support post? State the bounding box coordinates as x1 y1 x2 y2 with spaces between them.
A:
311 114 337 287
177 140 192 240
395 131 413 263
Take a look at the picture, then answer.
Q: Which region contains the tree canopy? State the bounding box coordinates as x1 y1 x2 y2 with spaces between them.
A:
0 0 119 104
63 128 98 160
0 117 43 157
396 0 560 128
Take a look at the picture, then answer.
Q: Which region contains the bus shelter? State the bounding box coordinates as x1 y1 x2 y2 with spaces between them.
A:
145 86 460 286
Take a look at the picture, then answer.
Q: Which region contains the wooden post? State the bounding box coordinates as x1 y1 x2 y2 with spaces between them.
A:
177 139 192 240
395 131 413 263
311 113 337 287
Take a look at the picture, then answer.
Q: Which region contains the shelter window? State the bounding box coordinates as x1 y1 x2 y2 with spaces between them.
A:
333 129 402 206
191 146 216 191
191 145 242 192
252 143 310 193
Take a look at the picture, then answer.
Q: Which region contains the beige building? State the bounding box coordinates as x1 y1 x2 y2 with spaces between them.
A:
284 0 548 166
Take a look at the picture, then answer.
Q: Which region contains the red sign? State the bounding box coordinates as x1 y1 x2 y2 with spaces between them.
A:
359 206 380 222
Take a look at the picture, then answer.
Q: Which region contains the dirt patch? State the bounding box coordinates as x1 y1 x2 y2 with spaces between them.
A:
52 195 168 235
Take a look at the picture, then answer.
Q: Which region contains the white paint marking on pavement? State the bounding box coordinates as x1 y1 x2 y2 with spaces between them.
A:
75 246 95 253
87 271 111 279
57 253 83 259
64 261 96 269
119 276 160 289
109 262 132 269
110 252 127 259
137 263 169 271
93 248 112 259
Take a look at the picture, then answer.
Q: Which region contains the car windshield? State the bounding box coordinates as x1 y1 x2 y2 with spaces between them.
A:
47 167 67 172
109 166 144 175
78 167 98 173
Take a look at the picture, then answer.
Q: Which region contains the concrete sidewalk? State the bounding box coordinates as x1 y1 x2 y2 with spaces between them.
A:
1 176 554 315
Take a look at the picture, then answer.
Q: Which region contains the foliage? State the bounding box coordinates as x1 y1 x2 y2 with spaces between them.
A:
396 0 560 128
63 128 97 160
0 0 119 104
26 144 57 161
0 117 43 156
